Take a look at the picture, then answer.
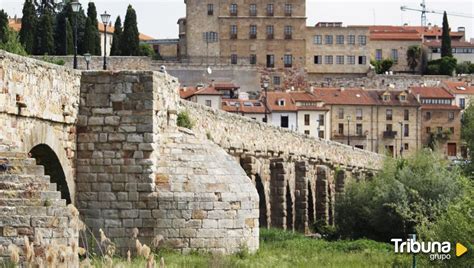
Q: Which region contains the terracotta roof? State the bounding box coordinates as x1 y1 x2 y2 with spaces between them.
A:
9 18 154 41
411 87 454 99
179 87 198 99
214 83 240 90
289 91 322 102
179 86 222 99
420 104 461 110
368 26 422 41
266 92 297 112
424 40 474 48
404 26 465 38
368 91 420 107
313 88 378 106
442 81 474 95
221 99 266 114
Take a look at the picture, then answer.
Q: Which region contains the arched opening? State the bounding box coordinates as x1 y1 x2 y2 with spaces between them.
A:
286 184 294 231
307 181 315 227
255 174 267 228
30 144 71 204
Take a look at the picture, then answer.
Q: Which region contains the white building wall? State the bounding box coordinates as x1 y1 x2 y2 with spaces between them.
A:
271 112 297 131
195 95 222 110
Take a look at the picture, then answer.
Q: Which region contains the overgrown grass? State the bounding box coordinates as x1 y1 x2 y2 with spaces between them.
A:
99 229 415 267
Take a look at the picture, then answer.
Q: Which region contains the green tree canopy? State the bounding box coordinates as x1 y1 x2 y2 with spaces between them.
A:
19 0 36 54
0 9 8 44
406 45 421 74
85 2 100 55
120 5 140 56
441 11 452 58
110 16 122 56
35 7 55 55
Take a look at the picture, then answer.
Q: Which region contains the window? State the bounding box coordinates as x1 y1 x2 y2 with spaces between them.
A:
448 111 455 120
325 55 333 64
273 76 280 85
249 25 257 39
383 94 391 102
404 143 409 150
231 54 238 64
347 56 355 65
348 35 355 45
358 35 367 45
325 35 333 44
267 54 275 68
314 55 322 64
250 54 257 65
284 26 292 39
399 94 406 101
356 124 363 136
207 4 214 15
266 25 274 39
450 127 455 134
338 123 344 134
356 108 362 120
304 130 310 135
319 130 325 139
284 54 292 68
358 56 366 65
230 3 238 16
386 109 392 120
355 145 364 149
205 100 212 107
391 49 399 63
267 4 274 16
426 111 431 120
249 4 257 16
336 55 344 65
284 4 292 16
460 98 466 109
336 35 344 44
304 114 310 126
203 32 218 42
319 114 325 126
314 35 322 44
281 116 289 128
230 25 238 39
386 124 393 132
375 49 383 61
404 109 409 120
404 124 409 137
426 127 431 133
338 108 344 119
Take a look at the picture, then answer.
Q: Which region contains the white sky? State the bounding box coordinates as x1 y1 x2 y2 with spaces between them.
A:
1 0 473 40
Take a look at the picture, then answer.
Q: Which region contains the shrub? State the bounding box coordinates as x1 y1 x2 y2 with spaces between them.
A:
426 57 457 75
0 28 27 56
177 111 193 129
371 59 394 74
456 62 471 74
312 220 339 241
40 55 65 66
139 43 155 57
336 150 464 242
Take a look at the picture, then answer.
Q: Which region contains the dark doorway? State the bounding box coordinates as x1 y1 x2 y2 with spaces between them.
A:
307 181 315 226
255 174 268 228
286 184 294 231
30 144 71 204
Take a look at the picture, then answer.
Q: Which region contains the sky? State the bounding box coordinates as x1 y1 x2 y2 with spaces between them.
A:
1 0 473 40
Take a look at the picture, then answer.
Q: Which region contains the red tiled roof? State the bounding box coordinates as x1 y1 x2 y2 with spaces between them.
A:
368 91 420 107
214 83 240 90
420 104 461 110
179 86 221 99
404 26 464 38
367 26 422 41
424 40 474 48
266 92 297 112
289 91 322 102
179 87 198 99
313 88 378 106
221 99 266 114
442 81 474 95
411 87 454 99
8 18 21 31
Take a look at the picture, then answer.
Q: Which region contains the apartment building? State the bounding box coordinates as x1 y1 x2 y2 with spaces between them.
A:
306 22 370 77
442 81 474 112
313 88 421 156
411 86 462 158
179 86 223 110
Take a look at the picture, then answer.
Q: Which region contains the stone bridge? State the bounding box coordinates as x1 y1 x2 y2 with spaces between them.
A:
0 50 383 257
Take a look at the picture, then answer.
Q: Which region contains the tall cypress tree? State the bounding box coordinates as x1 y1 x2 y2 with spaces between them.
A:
83 17 94 53
35 8 55 55
86 2 100 55
19 0 36 54
110 16 122 56
441 11 452 58
65 18 73 55
0 9 8 44
120 5 140 56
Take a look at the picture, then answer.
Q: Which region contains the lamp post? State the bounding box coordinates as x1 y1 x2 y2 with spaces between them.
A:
399 121 404 157
70 0 81 69
347 116 351 146
100 11 111 70
263 81 269 123
83 53 91 70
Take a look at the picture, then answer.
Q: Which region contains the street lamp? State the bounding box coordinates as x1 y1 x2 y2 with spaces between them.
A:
347 115 351 146
83 53 91 70
399 122 404 157
263 81 269 123
100 11 111 70
70 0 81 69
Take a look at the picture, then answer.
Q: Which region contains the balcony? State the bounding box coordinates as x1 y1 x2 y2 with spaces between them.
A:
267 11 274 16
284 34 292 40
230 11 238 17
267 34 274 40
383 131 397 139
249 33 257 39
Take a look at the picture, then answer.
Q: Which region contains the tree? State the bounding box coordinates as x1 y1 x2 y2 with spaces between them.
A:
441 11 452 58
461 102 474 176
85 2 100 55
406 45 421 74
110 16 122 56
120 5 140 56
19 0 37 54
35 8 55 55
0 9 8 44
370 59 394 74
139 43 155 57
54 10 74 55
0 27 28 56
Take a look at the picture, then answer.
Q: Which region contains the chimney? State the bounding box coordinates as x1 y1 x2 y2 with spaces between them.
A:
428 23 432 30
340 87 345 92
